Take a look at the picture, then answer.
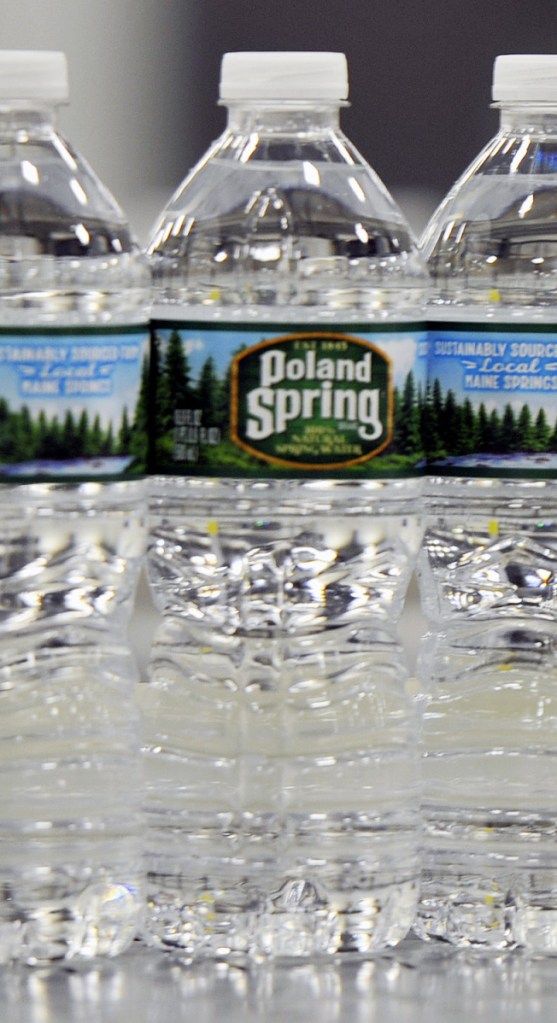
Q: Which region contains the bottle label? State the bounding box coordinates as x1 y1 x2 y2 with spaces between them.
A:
426 321 557 476
0 325 150 482
149 319 427 477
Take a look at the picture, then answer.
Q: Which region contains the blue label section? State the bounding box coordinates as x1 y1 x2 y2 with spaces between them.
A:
149 320 427 478
533 147 557 173
0 326 149 482
426 323 557 477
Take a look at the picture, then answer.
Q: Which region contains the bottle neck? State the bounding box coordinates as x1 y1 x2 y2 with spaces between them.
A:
224 101 343 135
0 102 59 137
498 103 557 134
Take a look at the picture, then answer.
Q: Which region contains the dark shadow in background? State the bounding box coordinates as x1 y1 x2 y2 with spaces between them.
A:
175 0 557 201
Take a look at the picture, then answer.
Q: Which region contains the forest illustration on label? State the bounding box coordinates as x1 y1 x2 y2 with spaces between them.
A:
149 323 428 477
0 329 149 480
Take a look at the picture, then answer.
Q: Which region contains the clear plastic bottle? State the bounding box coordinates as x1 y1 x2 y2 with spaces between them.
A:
142 51 427 958
0 51 149 962
417 54 557 951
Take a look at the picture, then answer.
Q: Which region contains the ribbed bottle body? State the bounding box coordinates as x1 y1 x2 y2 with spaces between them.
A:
417 92 557 950
143 63 427 958
0 64 149 963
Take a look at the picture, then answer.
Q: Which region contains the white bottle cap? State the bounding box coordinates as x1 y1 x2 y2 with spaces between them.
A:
0 50 69 102
492 54 557 104
219 51 349 102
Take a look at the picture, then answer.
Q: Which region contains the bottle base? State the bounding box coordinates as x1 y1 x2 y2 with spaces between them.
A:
143 870 418 960
415 868 557 953
0 875 144 965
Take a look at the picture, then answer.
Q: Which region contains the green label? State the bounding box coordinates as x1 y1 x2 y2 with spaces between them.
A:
232 332 391 469
0 325 150 482
149 320 427 478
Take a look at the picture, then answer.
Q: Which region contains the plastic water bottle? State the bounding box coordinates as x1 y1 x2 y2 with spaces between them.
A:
142 51 427 958
0 51 149 963
417 54 557 951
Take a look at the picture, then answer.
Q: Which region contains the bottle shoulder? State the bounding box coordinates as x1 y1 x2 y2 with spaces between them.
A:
0 119 148 321
421 128 557 306
149 125 413 249
0 126 147 322
146 127 428 316
0 125 137 258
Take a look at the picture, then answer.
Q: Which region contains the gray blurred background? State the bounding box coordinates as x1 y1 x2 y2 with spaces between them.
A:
3 0 557 242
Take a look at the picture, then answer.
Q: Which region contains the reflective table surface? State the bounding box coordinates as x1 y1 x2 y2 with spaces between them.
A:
3 935 557 1023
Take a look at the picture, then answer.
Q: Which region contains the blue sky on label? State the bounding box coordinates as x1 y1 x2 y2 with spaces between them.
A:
430 329 557 417
164 328 426 387
0 332 149 428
